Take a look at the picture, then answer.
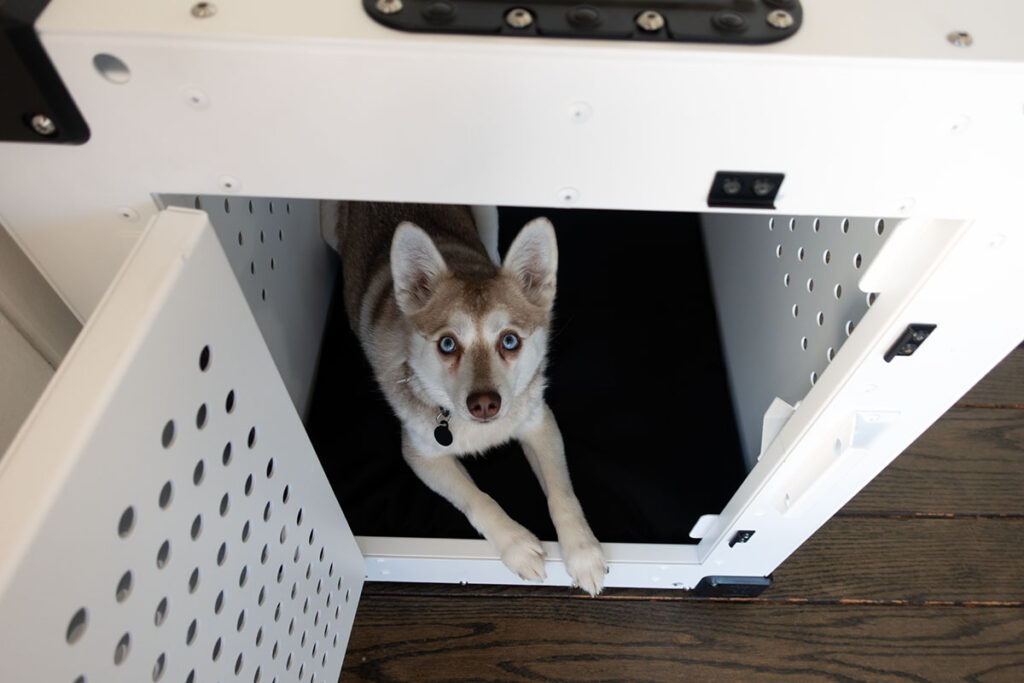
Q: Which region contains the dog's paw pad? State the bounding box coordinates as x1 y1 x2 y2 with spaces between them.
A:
498 530 546 583
563 539 606 597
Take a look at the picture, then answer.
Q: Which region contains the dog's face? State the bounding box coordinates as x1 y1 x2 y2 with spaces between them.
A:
391 218 557 422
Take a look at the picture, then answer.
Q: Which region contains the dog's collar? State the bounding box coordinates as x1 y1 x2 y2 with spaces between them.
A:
434 407 453 447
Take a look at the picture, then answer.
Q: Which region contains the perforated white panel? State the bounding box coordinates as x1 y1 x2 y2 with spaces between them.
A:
159 195 336 418
701 213 894 466
0 208 363 683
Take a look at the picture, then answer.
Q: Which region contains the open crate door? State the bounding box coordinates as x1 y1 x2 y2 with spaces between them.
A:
0 208 364 682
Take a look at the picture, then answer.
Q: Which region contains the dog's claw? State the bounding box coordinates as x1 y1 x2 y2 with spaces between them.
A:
562 535 606 597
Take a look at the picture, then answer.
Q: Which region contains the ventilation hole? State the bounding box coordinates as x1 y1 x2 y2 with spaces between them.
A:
153 653 166 681
800 337 808 351
797 247 805 261
296 509 303 526
260 289 267 302
806 278 814 293
282 485 290 503
186 619 197 645
275 603 282 621
294 546 300 563
288 618 295 635
159 481 173 509
215 590 224 614
116 570 133 602
291 583 297 600
248 427 257 448
220 493 230 517
312 640 317 656
286 203 291 214
245 475 254 496
768 217 775 231
823 249 831 265
775 244 783 258
196 404 208 430
193 459 205 486
264 501 272 522
223 198 231 214
278 230 283 242
326 593 332 608
345 588 351 603
261 544 270 564
193 196 202 210
270 258 276 271
269 202 275 214
834 284 843 300
273 641 279 658
217 542 227 566
841 218 850 234
250 261 255 276
813 218 821 232
788 218 796 231
827 347 835 362
319 547 325 563
280 525 287 544
875 218 886 236
186 670 195 683
299 664 304 679
305 563 312 579
237 609 246 631
308 529 315 546
212 637 222 661
333 634 338 648
161 420 175 449
235 653 245 675
239 566 249 588
791 305 799 318
156 539 171 569
329 563 334 577
854 253 863 269
266 459 274 478
867 292 879 307
188 567 200 593
254 666 262 683
260 230 265 244
223 442 233 466
845 320 855 336
286 652 293 670
191 515 202 540
226 390 236 413
63 619 94 663
242 520 251 542
783 273 790 287
256 626 264 646
114 632 131 665
93 53 131 84
115 507 136 541
238 231 244 246
810 371 818 386
248 200 254 214
155 597 168 626
258 586 266 606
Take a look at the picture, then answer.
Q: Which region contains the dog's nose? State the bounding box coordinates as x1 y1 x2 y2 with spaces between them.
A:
467 391 501 420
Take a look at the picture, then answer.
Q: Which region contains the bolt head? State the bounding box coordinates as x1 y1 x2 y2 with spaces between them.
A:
722 177 742 195
947 30 973 47
766 9 794 29
636 10 665 32
191 2 217 18
376 0 404 14
505 8 534 29
30 114 57 136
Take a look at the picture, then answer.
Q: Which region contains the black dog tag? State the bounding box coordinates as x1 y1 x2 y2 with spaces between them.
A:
434 422 453 447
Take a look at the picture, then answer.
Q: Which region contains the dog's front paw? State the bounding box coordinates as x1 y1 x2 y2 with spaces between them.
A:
562 532 607 597
494 525 547 583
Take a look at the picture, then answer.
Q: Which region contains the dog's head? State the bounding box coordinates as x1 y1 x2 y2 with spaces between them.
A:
390 218 557 423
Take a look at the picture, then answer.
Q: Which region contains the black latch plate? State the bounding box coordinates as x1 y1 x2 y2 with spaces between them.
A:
884 324 937 362
708 171 785 209
365 0 802 45
1 0 90 144
693 575 773 597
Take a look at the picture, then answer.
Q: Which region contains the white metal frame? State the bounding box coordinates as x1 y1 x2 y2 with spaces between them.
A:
0 0 1022 618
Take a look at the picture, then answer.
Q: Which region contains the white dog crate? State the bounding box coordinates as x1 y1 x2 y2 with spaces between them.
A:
4 0 1024 680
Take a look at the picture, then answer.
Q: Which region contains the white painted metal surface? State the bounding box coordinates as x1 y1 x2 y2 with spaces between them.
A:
0 209 364 682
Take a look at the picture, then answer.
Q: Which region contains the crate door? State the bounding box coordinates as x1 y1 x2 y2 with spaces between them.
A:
0 208 364 683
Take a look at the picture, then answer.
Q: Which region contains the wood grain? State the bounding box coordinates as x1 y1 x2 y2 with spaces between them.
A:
958 348 1024 407
842 408 1024 515
342 596 1024 682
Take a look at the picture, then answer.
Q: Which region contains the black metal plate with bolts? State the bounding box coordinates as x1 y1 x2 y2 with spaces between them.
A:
707 170 785 209
1 0 89 144
884 324 937 362
365 0 802 45
693 575 773 597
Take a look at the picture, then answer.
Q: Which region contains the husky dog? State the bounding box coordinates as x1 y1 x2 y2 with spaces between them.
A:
325 202 606 595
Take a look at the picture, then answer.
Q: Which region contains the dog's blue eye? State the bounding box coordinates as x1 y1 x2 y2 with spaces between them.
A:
438 336 457 354
501 333 520 351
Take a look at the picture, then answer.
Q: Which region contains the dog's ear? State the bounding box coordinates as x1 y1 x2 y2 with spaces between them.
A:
391 222 448 314
502 217 558 308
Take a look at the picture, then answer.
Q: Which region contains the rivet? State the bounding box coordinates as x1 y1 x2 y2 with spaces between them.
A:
505 8 533 29
218 175 241 193
636 10 664 32
558 187 579 204
29 114 57 136
947 31 973 47
766 9 794 29
376 0 404 15
191 2 217 18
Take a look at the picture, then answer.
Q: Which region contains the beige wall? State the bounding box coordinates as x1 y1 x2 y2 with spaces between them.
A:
0 222 82 455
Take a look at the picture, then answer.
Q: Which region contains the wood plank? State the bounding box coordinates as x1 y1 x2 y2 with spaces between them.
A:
341 596 1024 681
958 347 1024 407
843 407 1024 515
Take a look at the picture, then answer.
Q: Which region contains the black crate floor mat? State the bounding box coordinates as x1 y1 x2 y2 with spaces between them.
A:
307 208 746 545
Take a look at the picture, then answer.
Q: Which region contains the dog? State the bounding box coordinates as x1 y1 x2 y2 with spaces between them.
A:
323 201 606 595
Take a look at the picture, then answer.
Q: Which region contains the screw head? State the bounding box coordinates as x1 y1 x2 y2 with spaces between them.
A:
30 114 57 136
722 177 742 195
766 9 794 29
191 2 217 18
376 0 404 14
947 30 973 47
636 10 665 32
505 8 533 29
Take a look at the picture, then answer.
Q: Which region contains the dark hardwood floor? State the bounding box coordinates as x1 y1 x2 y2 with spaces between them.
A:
339 349 1024 681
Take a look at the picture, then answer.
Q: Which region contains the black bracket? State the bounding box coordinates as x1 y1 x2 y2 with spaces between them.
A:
365 0 802 46
693 575 773 597
884 324 937 362
1 0 90 144
707 171 785 209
